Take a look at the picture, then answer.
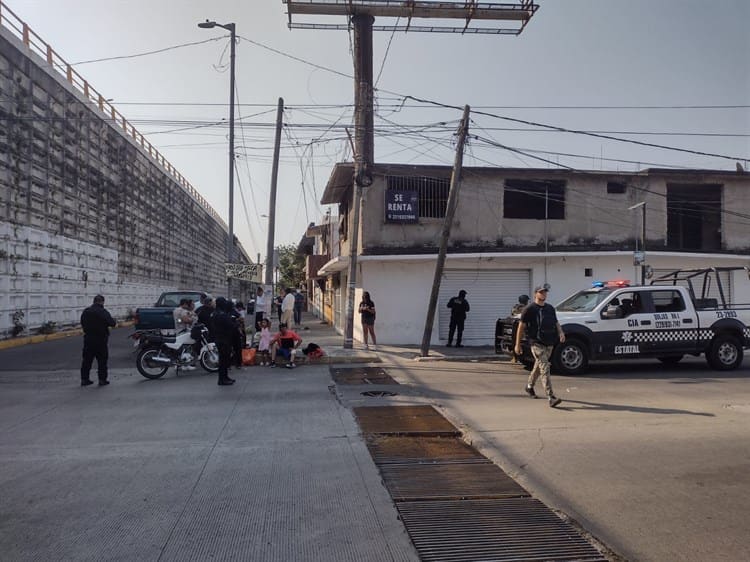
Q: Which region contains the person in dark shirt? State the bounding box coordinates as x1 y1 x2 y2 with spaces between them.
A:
196 297 215 336
80 294 116 386
446 290 470 347
212 297 236 386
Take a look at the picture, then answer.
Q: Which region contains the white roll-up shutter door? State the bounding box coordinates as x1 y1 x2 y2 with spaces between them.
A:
439 269 531 344
652 268 732 303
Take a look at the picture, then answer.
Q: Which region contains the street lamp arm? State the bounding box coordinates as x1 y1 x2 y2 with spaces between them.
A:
198 20 235 32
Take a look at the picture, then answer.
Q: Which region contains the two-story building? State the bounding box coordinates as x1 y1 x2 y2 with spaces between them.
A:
314 163 750 346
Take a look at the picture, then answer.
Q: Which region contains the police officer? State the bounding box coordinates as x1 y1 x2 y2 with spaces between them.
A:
80 295 116 386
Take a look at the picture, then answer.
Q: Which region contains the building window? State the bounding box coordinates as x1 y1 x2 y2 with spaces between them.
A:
666 183 722 251
386 175 449 219
504 179 565 219
607 181 627 194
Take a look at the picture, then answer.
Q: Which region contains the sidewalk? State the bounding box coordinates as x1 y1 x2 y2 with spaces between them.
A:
286 311 502 364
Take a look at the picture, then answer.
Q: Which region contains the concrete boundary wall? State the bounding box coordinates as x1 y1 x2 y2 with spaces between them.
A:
0 222 172 334
0 19 254 336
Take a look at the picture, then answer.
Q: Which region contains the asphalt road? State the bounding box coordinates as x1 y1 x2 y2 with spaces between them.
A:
0 327 139 372
2 333 749 561
384 355 750 562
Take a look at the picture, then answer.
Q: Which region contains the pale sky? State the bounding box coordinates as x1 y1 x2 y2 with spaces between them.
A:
6 0 749 261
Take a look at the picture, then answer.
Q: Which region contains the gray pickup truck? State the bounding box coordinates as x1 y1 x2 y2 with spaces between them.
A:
134 291 207 331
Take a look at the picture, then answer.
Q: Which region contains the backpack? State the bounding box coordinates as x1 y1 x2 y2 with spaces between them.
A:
530 303 558 345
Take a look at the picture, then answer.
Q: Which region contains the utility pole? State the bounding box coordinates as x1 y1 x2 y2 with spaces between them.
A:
420 106 471 357
343 14 375 349
265 98 284 296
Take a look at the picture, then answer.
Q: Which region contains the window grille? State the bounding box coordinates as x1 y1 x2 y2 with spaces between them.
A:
386 175 449 219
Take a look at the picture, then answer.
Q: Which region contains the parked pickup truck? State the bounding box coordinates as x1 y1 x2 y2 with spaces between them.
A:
134 291 207 332
496 267 750 375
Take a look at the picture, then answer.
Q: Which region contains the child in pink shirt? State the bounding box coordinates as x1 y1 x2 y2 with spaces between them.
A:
258 318 272 366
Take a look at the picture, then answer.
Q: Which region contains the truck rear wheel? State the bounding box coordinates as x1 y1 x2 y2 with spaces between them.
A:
552 339 589 376
707 334 743 371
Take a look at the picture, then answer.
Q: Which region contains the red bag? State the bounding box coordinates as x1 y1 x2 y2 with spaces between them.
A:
241 347 256 366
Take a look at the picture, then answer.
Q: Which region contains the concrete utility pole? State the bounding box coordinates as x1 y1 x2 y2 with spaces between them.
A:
265 98 284 295
420 105 471 357
343 14 375 349
283 2 538 348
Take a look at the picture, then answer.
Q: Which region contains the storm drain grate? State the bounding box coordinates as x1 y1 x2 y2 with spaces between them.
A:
379 463 529 501
353 405 459 436
366 435 490 465
397 498 608 562
330 366 398 385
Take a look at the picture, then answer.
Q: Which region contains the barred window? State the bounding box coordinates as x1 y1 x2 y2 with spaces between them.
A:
504 179 565 219
386 175 449 219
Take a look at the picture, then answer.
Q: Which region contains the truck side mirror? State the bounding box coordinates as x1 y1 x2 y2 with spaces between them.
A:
602 305 623 320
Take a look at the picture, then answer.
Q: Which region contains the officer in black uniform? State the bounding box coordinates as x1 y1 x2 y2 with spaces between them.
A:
80 294 116 386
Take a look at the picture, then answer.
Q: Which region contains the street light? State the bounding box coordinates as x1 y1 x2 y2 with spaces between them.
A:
198 19 236 297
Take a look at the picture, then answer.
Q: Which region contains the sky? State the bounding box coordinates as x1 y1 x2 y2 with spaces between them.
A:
5 0 749 262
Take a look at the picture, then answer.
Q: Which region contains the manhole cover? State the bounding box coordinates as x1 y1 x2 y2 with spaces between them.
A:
361 390 398 397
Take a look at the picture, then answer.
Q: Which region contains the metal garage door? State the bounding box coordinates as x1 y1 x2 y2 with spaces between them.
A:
439 269 531 344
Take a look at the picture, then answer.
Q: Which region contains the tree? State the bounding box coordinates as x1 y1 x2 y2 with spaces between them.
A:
276 244 305 289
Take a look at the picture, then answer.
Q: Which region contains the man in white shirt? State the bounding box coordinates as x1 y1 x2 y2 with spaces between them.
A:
254 286 266 330
280 288 295 328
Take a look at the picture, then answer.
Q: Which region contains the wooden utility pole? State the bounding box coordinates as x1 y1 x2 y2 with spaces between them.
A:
420 105 471 357
265 98 284 292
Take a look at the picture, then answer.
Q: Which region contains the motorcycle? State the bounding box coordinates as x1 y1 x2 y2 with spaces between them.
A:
132 324 219 379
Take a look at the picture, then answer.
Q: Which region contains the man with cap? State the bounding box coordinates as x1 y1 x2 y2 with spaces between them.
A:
514 285 565 408
446 289 470 347
80 295 116 386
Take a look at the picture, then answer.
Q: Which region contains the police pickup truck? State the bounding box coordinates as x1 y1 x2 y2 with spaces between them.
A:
496 267 750 375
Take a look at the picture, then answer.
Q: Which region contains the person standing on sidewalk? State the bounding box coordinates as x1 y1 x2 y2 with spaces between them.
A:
254 286 267 330
280 288 295 328
446 290 470 347
80 294 116 386
514 285 565 408
293 288 305 329
358 291 377 350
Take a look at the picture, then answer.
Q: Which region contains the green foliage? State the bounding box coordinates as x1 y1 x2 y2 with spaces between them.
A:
277 244 305 289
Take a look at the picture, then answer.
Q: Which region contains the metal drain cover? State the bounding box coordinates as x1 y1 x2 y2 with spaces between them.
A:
353 405 459 436
361 390 398 397
366 435 490 465
397 498 608 561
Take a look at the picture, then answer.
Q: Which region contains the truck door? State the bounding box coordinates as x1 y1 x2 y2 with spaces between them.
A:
597 291 654 358
646 289 698 355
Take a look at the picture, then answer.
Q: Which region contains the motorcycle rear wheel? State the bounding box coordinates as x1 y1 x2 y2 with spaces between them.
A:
200 346 220 373
137 348 169 379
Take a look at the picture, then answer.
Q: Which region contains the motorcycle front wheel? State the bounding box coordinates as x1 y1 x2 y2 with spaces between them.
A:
136 348 170 379
200 345 220 373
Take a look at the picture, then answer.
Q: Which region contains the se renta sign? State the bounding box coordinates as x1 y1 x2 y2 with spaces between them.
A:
385 190 418 223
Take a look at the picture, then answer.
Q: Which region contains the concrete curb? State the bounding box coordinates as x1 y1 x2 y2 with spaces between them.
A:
0 320 135 351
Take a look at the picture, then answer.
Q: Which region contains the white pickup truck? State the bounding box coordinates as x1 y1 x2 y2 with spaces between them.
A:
497 267 750 375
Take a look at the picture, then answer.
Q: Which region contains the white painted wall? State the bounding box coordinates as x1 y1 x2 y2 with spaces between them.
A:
0 222 173 336
348 252 750 346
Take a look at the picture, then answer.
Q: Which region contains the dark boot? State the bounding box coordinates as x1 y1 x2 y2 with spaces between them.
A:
218 378 235 386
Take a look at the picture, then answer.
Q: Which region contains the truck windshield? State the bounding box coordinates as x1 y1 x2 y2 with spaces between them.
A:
556 290 612 312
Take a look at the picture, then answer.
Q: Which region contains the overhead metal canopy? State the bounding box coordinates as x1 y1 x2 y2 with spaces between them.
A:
283 1 539 34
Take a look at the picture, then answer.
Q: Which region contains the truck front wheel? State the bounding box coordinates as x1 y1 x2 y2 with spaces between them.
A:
552 339 589 376
707 334 743 371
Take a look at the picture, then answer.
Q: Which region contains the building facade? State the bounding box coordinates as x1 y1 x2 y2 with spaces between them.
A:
316 162 750 346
